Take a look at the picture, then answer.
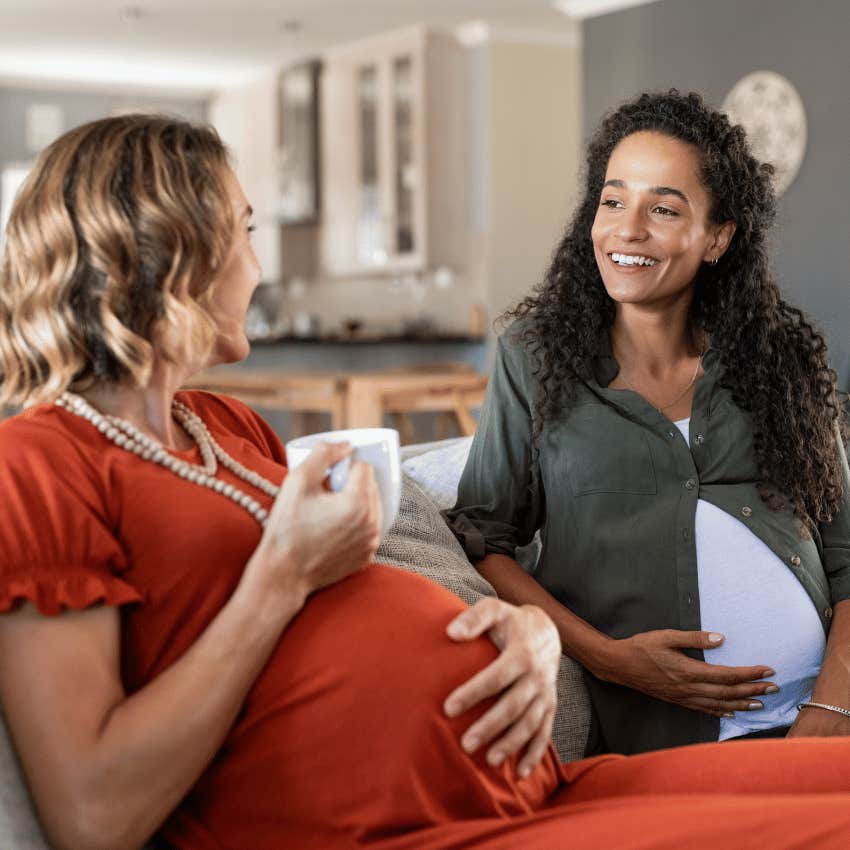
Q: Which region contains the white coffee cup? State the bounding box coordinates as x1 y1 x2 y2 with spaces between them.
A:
284 427 401 536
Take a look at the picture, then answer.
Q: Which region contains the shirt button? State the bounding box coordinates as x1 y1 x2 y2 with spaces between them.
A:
685 478 696 490
824 607 834 619
741 506 753 517
694 433 705 445
790 554 801 567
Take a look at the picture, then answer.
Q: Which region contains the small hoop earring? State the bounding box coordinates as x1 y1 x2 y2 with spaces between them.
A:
710 257 718 266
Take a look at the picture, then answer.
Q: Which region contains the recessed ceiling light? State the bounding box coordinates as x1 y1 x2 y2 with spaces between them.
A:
118 5 144 23
552 0 661 19
454 20 490 46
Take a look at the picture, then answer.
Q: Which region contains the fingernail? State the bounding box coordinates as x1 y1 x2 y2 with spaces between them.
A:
747 701 763 710
763 669 776 677
708 632 724 643
764 685 779 694
723 712 735 717
518 764 531 778
462 735 479 753
444 700 459 717
447 622 468 638
487 749 504 767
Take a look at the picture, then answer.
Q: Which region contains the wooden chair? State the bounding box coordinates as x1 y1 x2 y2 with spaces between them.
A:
185 371 348 433
345 371 487 444
186 365 487 444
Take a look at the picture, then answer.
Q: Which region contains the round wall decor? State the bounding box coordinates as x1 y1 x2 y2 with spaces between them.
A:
722 71 807 196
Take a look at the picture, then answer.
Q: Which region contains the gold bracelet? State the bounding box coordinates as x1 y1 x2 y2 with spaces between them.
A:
797 701 850 719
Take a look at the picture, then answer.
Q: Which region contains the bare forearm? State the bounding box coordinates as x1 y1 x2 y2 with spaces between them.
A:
474 553 617 677
50 561 304 849
1 443 381 850
789 600 850 736
810 599 850 708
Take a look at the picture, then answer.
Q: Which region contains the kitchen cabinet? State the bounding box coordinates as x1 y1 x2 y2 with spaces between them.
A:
320 27 466 276
278 61 321 224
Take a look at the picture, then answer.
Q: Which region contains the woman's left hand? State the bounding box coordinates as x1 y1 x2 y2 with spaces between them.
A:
788 706 850 738
443 599 561 777
788 602 850 739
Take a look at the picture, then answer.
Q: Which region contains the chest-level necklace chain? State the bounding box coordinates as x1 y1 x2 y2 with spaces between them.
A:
614 343 705 414
55 392 280 528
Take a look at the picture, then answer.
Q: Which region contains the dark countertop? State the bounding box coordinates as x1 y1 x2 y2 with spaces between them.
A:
248 334 486 346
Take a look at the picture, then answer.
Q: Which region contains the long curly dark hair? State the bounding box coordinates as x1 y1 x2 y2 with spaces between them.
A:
503 89 846 527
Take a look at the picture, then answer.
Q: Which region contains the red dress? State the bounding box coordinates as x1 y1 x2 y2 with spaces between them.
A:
2 392 850 850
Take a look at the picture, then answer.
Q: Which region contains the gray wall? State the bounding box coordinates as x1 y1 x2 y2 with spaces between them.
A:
0 86 207 165
584 0 850 387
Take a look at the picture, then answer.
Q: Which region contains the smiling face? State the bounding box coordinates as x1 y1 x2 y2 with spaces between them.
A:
591 131 734 311
203 168 262 365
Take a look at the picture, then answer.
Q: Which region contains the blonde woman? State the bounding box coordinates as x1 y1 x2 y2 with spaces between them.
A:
1 115 850 850
0 116 562 849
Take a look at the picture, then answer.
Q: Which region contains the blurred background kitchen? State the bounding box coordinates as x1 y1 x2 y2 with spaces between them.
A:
1 0 847 443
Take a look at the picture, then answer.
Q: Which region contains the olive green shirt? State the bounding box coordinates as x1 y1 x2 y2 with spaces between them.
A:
445 328 850 755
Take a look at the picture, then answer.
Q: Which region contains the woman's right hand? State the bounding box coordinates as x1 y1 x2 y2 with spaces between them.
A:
0 439 383 850
598 629 779 717
250 442 383 603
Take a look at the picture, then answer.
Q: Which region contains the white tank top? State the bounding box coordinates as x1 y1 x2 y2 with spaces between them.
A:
674 418 825 739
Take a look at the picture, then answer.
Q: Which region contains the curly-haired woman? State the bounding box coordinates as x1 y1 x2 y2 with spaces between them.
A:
447 89 850 755
2 110 850 850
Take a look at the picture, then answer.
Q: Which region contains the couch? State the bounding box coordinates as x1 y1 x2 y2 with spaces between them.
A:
0 437 590 849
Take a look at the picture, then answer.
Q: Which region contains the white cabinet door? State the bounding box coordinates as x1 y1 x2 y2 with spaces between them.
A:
321 27 463 278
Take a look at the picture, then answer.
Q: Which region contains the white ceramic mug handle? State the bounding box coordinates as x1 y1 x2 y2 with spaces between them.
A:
328 451 355 492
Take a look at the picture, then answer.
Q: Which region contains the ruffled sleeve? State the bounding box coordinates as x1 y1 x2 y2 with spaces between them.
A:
0 566 142 616
0 409 143 616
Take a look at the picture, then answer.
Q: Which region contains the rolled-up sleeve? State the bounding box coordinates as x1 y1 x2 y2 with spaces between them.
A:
821 426 850 603
443 331 543 562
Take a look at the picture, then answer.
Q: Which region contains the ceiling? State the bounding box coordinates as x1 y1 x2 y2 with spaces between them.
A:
0 0 661 95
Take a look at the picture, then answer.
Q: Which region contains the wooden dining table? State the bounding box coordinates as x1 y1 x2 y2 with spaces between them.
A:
185 364 488 441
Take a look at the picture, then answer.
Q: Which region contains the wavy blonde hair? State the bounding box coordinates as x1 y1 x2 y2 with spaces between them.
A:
0 114 233 406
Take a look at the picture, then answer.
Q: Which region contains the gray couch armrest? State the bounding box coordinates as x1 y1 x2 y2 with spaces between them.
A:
0 713 50 850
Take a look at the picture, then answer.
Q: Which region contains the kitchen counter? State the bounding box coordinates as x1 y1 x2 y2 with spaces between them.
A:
248 334 486 345
235 335 490 376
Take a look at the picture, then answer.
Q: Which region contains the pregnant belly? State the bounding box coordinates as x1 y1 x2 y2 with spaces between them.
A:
165 565 564 850
694 500 826 738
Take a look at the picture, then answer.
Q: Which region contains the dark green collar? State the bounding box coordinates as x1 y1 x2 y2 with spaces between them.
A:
589 330 721 389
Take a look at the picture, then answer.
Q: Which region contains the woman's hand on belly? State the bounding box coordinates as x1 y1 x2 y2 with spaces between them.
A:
599 629 779 717
442 599 560 777
248 441 383 606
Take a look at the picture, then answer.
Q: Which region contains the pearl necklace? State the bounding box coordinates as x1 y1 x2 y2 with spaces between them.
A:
55 391 280 528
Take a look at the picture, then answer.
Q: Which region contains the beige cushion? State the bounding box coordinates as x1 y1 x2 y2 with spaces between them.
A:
377 474 590 761
379 472 497 606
